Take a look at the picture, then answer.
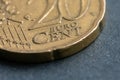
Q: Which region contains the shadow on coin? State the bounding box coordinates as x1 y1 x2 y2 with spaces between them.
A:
0 40 99 69
0 21 105 67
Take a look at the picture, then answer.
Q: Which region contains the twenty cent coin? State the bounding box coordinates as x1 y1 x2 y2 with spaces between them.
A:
0 0 106 62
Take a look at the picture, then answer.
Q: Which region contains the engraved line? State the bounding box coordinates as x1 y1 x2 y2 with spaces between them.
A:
2 27 8 38
1 26 11 46
1 39 5 45
0 36 5 45
0 26 4 45
65 0 81 19
14 26 22 41
76 0 91 19
28 0 58 30
8 27 15 40
8 27 18 48
28 21 71 31
19 25 27 41
7 18 23 24
38 0 58 23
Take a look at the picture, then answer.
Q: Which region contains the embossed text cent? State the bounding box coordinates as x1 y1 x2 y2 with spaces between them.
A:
0 0 106 62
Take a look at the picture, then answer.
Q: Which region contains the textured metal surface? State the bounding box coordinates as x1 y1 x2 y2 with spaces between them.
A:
0 0 105 62
0 0 120 80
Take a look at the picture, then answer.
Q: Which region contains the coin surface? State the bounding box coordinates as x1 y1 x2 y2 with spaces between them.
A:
0 0 106 62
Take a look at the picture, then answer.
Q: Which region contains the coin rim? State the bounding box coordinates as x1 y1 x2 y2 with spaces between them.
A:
0 0 106 54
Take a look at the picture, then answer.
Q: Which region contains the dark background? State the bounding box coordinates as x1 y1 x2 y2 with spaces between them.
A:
0 0 120 80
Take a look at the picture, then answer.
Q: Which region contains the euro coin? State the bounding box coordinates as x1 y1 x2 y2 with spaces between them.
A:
0 0 106 62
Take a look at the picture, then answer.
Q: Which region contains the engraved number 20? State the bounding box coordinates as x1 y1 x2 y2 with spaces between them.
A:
29 0 90 30
38 0 90 23
58 0 89 20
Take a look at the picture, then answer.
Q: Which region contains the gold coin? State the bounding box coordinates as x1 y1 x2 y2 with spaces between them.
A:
0 0 106 62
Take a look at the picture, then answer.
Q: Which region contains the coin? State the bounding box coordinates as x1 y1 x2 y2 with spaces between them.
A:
0 0 106 62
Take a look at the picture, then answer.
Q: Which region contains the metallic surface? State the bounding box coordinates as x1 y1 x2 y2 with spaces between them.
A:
0 0 120 80
0 0 106 62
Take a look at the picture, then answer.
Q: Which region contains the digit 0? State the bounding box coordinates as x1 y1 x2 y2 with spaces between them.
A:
58 0 90 21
